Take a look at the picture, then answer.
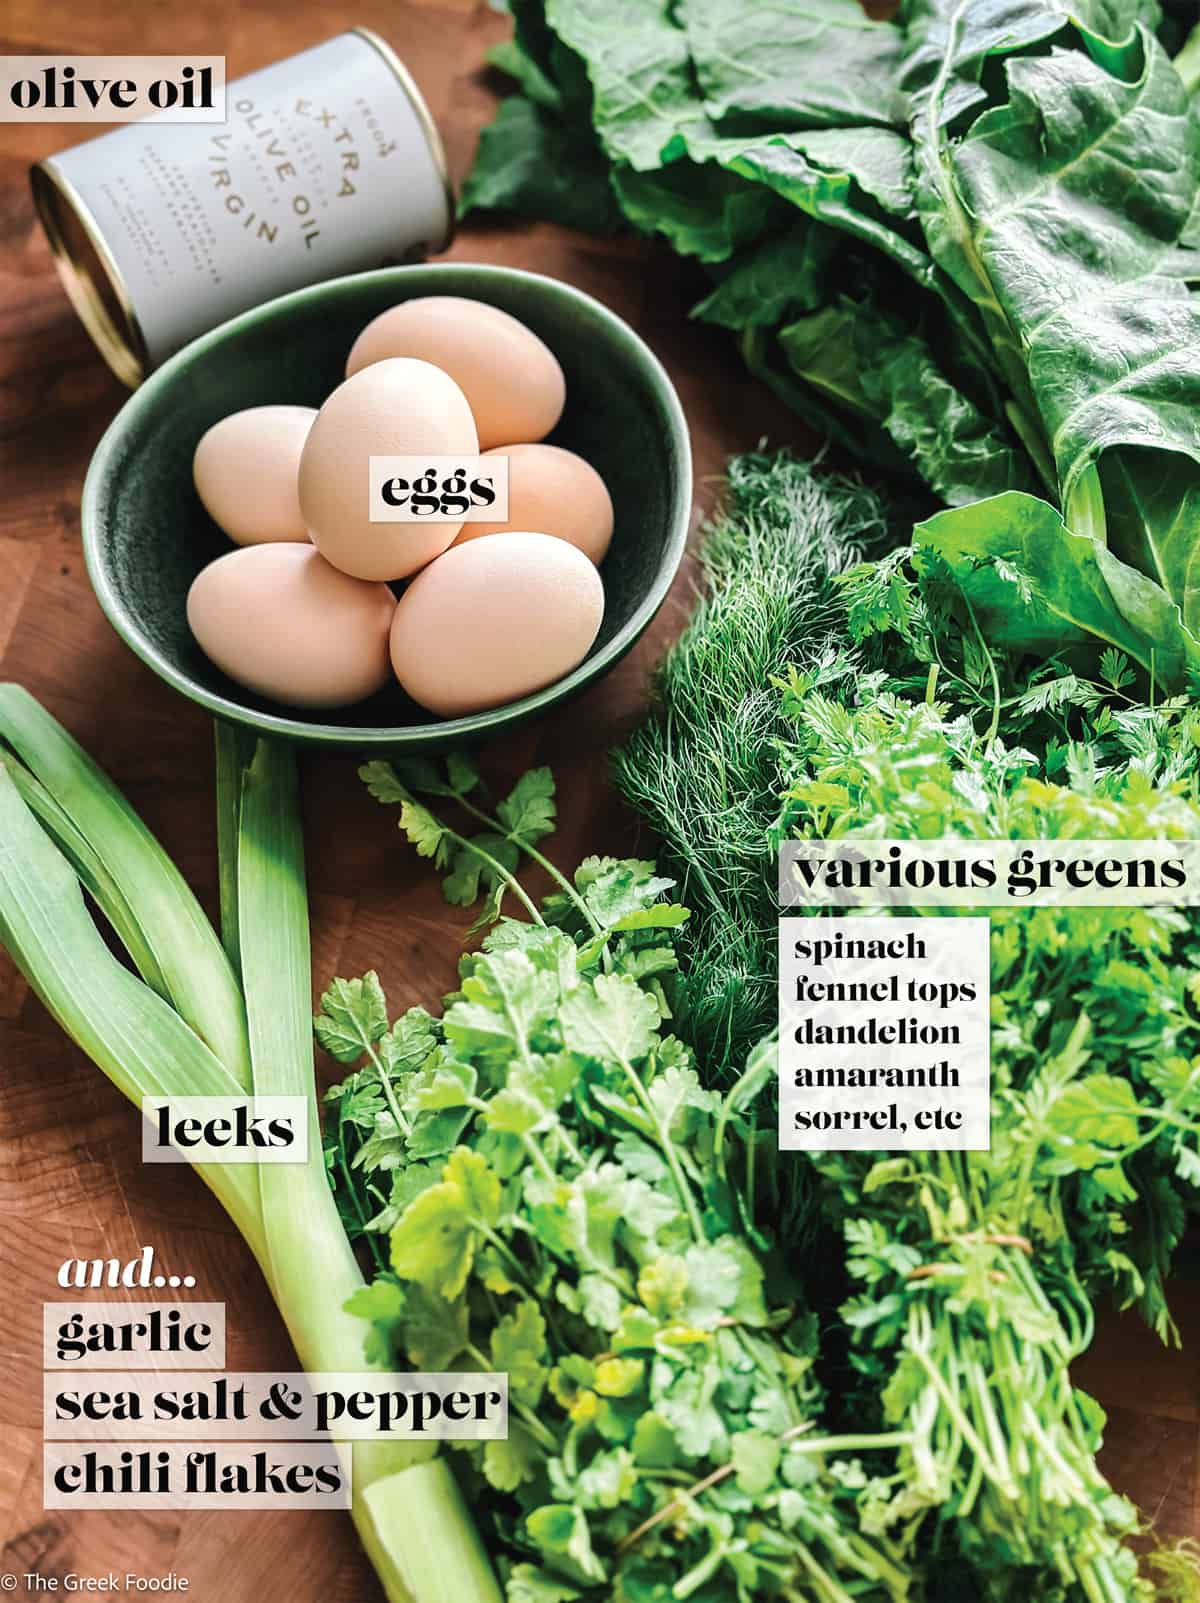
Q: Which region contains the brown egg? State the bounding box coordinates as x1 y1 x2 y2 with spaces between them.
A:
193 405 316 544
389 532 604 718
454 444 614 565
346 296 566 451
187 543 395 708
298 358 478 581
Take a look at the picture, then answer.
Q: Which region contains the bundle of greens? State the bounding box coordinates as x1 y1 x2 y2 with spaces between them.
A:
611 451 1200 1597
466 0 1200 684
0 691 498 1603
330 755 919 1603
777 683 1200 1600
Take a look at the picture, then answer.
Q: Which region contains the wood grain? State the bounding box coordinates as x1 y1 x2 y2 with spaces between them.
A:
1 2 1197 1596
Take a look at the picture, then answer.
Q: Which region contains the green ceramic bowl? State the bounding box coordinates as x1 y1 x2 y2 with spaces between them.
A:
82 264 691 749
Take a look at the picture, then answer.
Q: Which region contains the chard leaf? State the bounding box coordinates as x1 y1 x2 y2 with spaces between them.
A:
613 159 781 263
487 36 564 110
699 131 932 283
692 222 837 328
915 490 1200 685
459 97 625 233
861 324 1036 503
911 6 1200 624
543 0 710 170
679 0 905 133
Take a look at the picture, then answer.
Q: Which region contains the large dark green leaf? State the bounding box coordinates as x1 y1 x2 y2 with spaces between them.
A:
692 130 932 285
459 98 625 233
899 0 1158 124
612 158 781 262
862 328 1035 503
692 222 838 327
779 299 1032 501
914 490 1200 685
678 0 905 133
941 29 1200 624
544 0 710 169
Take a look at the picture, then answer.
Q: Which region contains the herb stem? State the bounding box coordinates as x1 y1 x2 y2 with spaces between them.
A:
612 1047 705 1240
447 826 547 925
363 1037 412 1138
463 1344 559 1452
457 793 604 937
337 1103 387 1273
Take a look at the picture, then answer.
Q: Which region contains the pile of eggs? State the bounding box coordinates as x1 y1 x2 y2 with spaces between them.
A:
186 296 613 717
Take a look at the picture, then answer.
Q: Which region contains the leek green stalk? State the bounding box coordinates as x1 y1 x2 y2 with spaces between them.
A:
0 692 499 1603
230 735 499 1603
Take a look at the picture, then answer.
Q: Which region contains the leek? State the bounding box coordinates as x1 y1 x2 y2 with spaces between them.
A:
231 736 498 1603
0 692 500 1603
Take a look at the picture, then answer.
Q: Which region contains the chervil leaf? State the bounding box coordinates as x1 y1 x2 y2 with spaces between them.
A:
498 767 557 842
525 1505 607 1586
491 1299 549 1408
353 1113 407 1173
577 1274 624 1332
560 974 661 1064
444 833 520 906
730 1429 781 1497
505 1564 582 1603
381 1008 439 1076
390 1147 500 1298
485 1426 542 1493
681 1239 769 1328
610 903 690 932
399 1282 469 1369
647 1063 715 1138
406 1055 477 1113
446 950 560 1064
571 857 677 929
314 972 389 1063
446 751 481 796
359 760 410 805
486 1086 550 1136
1041 1074 1143 1173
398 799 449 864
344 1277 404 1324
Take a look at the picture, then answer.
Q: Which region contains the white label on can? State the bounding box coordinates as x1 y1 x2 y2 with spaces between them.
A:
43 32 449 366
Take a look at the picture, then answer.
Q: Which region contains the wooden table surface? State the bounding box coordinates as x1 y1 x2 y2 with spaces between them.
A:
0 1 1196 1595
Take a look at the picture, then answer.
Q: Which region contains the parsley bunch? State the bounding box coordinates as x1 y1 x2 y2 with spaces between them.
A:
319 758 918 1603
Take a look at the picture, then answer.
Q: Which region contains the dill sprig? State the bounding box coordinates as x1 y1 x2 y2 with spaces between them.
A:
612 452 891 1081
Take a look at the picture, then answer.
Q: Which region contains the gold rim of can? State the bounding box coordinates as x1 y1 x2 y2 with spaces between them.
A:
30 159 149 387
352 26 456 255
